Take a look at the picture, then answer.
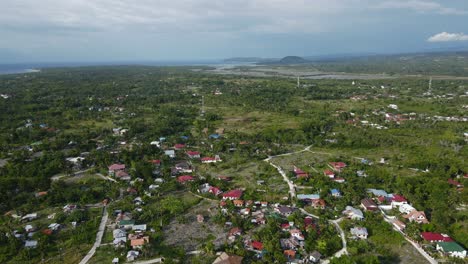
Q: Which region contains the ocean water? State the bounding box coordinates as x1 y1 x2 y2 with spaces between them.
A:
0 60 232 75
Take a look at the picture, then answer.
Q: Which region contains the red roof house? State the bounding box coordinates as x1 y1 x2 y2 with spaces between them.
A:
150 159 161 165
421 232 453 243
222 190 243 200
201 155 222 163
293 166 309 178
186 151 201 159
174 144 185 150
324 170 335 178
108 163 125 176
177 175 194 183
448 179 463 188
208 186 222 196
252 241 264 250
391 194 407 203
329 162 347 171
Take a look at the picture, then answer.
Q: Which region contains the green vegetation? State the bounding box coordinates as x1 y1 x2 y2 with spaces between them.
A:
0 61 466 263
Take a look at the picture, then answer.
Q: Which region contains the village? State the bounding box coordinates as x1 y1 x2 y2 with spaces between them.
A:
0 66 466 264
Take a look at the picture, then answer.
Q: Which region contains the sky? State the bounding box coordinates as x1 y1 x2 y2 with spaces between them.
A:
1 0 468 63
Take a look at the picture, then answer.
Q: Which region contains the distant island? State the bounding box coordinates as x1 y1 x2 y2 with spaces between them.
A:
224 56 310 65
279 56 309 64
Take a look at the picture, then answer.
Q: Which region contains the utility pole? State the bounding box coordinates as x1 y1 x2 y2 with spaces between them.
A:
297 76 300 88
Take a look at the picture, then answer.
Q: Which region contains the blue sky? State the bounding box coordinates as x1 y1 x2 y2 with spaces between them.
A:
1 0 468 62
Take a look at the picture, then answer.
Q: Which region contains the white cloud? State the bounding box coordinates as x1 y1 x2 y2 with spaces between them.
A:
375 0 467 15
427 32 468 42
1 0 464 37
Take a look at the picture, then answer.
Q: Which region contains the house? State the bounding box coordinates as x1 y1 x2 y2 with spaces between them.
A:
201 155 222 163
132 224 147 232
448 178 463 188
329 162 347 172
293 166 309 178
115 170 131 181
21 213 38 222
24 240 38 249
280 238 300 250
356 170 367 177
25 225 35 233
323 170 335 178
213 252 243 264
392 219 406 231
108 164 125 176
209 133 221 139
436 242 466 258
281 223 291 231
126 250 140 261
48 223 61 231
297 194 320 201
174 162 193 174
311 199 326 209
309 251 322 263
119 220 135 229
290 229 305 240
186 151 201 159
178 175 195 184
367 189 388 198
174 144 185 150
398 204 416 214
150 159 161 166
284 249 296 260
252 241 264 251
42 229 53 236
404 210 429 224
218 175 232 181
35 191 48 197
63 204 78 213
343 206 364 220
114 236 127 247
233 199 244 207
199 183 211 193
350 227 368 239
130 236 149 249
421 232 453 243
209 186 222 196
333 177 345 183
164 150 175 158
228 227 242 241
276 206 294 217
222 190 243 200
304 216 316 230
390 194 408 208
361 198 378 211
113 229 127 239
331 189 341 197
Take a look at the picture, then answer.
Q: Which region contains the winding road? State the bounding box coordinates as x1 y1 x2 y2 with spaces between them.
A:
264 146 349 261
79 206 109 264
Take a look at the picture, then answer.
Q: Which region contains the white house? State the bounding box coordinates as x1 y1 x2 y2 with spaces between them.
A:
350 227 368 239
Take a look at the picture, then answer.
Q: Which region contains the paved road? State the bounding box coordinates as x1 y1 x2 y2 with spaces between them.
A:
265 146 349 261
130 258 164 264
381 211 436 264
51 169 92 181
264 159 296 199
330 218 348 258
79 206 109 264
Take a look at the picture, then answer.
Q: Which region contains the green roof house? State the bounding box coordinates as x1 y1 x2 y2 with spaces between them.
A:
436 242 466 259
